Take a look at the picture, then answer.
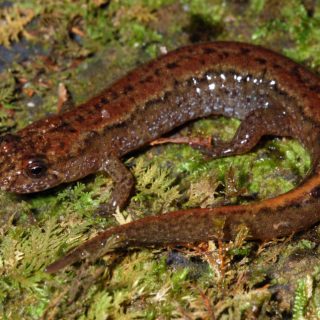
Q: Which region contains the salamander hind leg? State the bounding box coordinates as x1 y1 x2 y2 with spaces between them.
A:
196 105 295 158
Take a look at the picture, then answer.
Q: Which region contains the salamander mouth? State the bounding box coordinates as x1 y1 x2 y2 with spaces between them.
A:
2 182 56 194
0 172 62 194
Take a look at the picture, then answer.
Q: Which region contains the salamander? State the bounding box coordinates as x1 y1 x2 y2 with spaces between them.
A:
1 41 320 273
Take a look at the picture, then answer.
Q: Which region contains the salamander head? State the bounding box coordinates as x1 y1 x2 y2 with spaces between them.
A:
0 133 65 193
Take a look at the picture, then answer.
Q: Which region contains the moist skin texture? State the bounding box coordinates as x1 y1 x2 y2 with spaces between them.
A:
1 42 320 273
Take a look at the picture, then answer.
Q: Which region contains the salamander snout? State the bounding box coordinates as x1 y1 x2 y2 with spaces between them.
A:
0 134 63 194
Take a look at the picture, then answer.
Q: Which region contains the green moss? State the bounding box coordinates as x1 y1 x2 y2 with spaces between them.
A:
74 252 210 319
251 0 320 67
130 158 181 214
0 5 35 47
293 276 313 320
182 0 226 25
80 291 113 320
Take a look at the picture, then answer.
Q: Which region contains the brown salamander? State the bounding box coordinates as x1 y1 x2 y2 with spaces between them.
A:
1 42 320 273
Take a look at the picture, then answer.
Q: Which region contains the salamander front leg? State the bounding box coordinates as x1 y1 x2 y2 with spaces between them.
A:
97 154 134 215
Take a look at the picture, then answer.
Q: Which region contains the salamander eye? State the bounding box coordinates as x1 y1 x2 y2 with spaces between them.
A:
26 159 47 178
